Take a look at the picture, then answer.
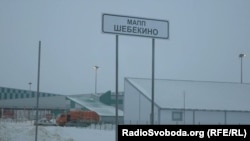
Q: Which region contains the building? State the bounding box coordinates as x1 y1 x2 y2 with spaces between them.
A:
0 86 123 123
123 77 250 125
0 86 65 120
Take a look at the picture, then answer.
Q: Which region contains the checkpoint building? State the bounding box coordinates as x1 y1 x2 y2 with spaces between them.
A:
0 87 123 123
123 77 250 125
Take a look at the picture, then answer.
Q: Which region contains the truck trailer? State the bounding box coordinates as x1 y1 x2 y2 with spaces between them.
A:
56 110 100 127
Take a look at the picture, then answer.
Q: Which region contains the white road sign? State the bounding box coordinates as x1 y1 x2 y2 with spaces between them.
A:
102 14 169 39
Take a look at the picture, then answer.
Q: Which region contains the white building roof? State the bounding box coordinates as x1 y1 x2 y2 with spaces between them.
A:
67 94 123 117
126 78 250 111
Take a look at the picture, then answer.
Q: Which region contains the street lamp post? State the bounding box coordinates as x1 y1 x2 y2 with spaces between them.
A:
28 82 32 91
239 54 246 84
93 66 99 95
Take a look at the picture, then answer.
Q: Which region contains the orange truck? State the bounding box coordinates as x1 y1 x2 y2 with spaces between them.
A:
56 110 100 127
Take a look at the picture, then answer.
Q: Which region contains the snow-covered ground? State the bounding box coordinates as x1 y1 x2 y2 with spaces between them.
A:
0 120 115 141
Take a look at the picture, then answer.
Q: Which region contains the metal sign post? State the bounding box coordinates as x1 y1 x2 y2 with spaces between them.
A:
102 13 169 141
35 40 41 141
115 34 119 141
151 38 155 125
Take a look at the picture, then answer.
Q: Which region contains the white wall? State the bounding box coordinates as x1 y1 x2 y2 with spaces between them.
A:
124 79 140 124
124 79 159 124
158 109 250 125
194 111 225 124
227 111 250 124
138 91 159 124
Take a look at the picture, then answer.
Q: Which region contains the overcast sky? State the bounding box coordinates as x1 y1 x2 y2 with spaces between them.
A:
0 0 249 95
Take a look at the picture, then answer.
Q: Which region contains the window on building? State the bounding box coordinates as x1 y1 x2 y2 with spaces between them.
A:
10 93 13 99
172 111 183 121
21 93 24 98
15 94 19 99
4 93 7 99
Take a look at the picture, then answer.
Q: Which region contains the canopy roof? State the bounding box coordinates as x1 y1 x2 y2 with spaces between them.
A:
67 94 123 116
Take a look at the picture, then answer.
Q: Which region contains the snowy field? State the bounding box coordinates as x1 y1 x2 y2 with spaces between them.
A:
0 121 115 141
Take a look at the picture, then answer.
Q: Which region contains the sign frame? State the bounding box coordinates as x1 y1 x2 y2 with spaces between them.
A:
102 13 169 39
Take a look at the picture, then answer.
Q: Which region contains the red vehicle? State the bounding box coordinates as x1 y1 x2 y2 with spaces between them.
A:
2 110 14 119
56 110 100 127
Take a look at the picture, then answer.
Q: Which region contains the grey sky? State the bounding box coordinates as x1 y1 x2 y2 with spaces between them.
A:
0 0 249 95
